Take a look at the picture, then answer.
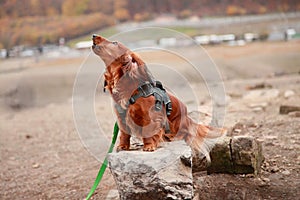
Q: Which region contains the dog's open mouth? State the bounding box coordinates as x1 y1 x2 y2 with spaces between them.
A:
92 40 97 48
92 34 98 47
92 40 100 50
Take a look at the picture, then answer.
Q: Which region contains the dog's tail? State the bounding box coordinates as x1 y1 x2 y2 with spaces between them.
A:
186 119 227 163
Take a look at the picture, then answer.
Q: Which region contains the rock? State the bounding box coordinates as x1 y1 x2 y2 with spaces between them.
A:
281 170 291 176
258 177 270 187
192 152 207 173
248 102 268 108
288 111 300 117
231 136 264 175
270 166 280 173
207 137 234 174
108 141 193 200
284 90 295 98
32 163 40 169
206 136 264 175
279 105 300 114
252 107 264 112
25 134 32 139
246 83 272 90
106 189 120 200
243 89 279 101
248 102 268 112
232 128 242 134
261 177 270 183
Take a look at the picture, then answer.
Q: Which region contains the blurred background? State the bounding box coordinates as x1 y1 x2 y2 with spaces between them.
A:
0 1 299 199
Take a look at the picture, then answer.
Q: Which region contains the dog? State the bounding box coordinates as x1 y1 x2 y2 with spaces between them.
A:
92 34 226 161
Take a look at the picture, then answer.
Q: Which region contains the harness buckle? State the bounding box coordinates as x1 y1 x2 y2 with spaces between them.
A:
129 97 136 104
138 81 153 97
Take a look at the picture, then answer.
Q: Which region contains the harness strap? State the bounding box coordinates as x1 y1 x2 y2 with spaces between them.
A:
129 81 172 116
128 81 172 133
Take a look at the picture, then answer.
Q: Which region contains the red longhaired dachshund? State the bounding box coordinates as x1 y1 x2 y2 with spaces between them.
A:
92 34 226 161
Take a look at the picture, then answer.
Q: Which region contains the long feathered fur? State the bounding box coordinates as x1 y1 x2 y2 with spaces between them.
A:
92 34 226 158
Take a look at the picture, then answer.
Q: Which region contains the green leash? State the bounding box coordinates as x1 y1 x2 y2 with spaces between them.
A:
86 122 119 200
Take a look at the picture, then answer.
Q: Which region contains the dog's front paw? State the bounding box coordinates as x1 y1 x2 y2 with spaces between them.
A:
117 144 130 152
143 144 156 152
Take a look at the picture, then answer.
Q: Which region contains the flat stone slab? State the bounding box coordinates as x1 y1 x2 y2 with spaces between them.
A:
108 140 193 200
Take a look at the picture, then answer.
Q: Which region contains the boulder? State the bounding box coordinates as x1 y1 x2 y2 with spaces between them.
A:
107 136 264 199
205 137 234 174
107 141 193 200
279 105 300 114
207 136 264 175
230 136 264 175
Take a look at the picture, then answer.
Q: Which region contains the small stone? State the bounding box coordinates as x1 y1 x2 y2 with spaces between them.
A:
258 177 270 187
233 128 242 133
9 156 16 160
248 102 268 108
50 174 59 180
25 134 32 139
32 163 40 169
261 177 270 183
246 174 255 178
284 90 295 98
246 83 272 90
239 174 246 178
270 166 280 173
281 170 291 176
252 107 263 112
263 135 278 140
106 189 119 200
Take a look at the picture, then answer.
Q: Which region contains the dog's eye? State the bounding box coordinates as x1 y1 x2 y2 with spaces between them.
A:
112 41 118 45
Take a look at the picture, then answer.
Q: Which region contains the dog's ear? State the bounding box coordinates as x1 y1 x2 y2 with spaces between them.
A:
130 52 145 66
121 54 132 65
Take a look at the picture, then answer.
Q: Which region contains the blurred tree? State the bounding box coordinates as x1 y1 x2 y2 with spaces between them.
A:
99 0 114 15
30 0 42 16
0 27 14 58
114 0 130 22
258 5 267 14
226 5 246 15
178 9 192 19
133 12 152 22
62 0 90 16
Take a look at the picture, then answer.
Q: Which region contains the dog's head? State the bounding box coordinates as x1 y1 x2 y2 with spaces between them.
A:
92 34 132 67
92 34 152 107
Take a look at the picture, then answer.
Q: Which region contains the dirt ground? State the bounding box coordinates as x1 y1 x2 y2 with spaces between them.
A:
0 41 299 199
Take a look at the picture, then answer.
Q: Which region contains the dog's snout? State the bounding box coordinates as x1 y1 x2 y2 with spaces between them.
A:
92 34 98 39
92 34 98 46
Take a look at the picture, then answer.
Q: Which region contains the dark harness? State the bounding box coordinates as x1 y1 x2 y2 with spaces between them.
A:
113 81 172 133
129 81 172 116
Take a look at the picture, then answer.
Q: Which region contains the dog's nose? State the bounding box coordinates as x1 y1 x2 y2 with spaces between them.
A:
92 34 98 39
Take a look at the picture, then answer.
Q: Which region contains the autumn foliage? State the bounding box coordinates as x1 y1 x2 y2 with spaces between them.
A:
0 0 299 49
0 13 114 49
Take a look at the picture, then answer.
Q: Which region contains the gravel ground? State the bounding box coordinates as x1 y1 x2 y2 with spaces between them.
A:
0 41 299 199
